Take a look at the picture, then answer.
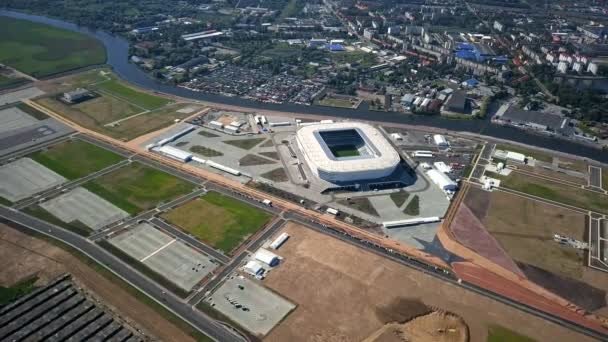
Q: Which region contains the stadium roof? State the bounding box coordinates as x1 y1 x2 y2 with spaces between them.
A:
296 122 400 174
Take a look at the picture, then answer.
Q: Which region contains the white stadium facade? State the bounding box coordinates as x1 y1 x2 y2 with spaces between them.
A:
296 122 401 182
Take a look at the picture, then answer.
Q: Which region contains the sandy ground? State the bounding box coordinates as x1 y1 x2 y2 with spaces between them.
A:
262 222 597 342
0 223 195 342
363 311 468 342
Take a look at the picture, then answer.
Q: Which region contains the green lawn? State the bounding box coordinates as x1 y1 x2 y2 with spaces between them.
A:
403 195 420 216
390 191 410 207
93 78 171 110
29 139 123 180
16 103 48 120
23 205 92 237
487 325 536 342
84 162 194 215
223 138 266 150
190 145 223 157
0 276 38 306
0 196 13 206
330 145 360 158
0 74 28 89
161 191 272 253
493 172 608 214
0 16 105 78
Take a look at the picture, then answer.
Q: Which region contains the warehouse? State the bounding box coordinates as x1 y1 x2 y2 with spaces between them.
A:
157 145 192 162
426 169 457 192
254 248 280 267
433 134 448 147
296 122 401 183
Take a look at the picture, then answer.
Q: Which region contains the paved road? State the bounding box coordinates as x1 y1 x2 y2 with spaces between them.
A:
150 217 230 264
0 134 72 162
0 206 245 342
14 159 132 210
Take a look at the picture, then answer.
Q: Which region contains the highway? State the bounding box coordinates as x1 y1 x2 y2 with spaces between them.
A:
0 206 245 342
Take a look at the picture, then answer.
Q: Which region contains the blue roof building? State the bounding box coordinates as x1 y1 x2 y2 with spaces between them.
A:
327 44 345 51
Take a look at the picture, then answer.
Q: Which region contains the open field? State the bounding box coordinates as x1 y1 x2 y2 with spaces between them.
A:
239 154 276 166
161 191 272 253
487 325 536 342
317 96 359 109
459 187 608 311
0 75 28 90
495 143 552 163
516 165 587 185
337 197 379 217
0 223 210 341
36 93 141 129
365 311 469 342
92 78 172 110
494 172 608 214
84 162 194 214
102 103 202 141
29 139 123 180
223 138 266 150
262 222 595 342
261 168 289 182
0 276 38 306
390 191 410 207
0 16 105 78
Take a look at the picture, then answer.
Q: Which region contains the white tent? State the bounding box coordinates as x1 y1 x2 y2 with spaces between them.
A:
254 248 280 267
243 260 265 276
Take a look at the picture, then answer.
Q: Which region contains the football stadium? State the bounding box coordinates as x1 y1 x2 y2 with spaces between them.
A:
296 122 401 182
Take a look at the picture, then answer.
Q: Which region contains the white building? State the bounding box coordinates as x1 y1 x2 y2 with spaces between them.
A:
270 233 289 250
254 248 280 267
433 161 452 173
426 169 457 192
157 146 192 162
557 61 568 74
588 62 599 75
243 260 265 276
572 62 582 73
433 134 449 147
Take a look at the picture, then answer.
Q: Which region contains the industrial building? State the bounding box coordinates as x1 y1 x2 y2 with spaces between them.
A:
433 134 448 147
426 169 457 192
254 248 280 267
442 91 469 114
498 106 570 133
62 88 91 103
296 122 401 182
157 145 192 162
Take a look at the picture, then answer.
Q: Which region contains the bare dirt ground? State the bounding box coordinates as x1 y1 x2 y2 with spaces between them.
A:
263 222 596 342
363 311 468 342
0 223 195 342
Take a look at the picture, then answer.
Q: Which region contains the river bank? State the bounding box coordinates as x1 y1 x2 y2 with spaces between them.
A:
1 9 607 164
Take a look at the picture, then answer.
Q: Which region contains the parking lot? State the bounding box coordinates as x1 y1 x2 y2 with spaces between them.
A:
0 158 66 202
40 187 129 230
109 223 217 291
207 275 295 335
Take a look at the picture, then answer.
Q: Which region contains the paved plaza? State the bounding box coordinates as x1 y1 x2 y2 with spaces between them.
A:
0 158 66 202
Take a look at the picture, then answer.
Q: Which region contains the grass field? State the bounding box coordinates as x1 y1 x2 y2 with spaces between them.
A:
102 103 201 141
223 138 266 150
198 130 220 138
190 145 223 157
317 97 358 109
0 74 28 90
261 168 289 182
494 172 608 214
16 103 48 120
330 51 377 68
329 144 360 157
0 276 38 306
495 144 552 163
487 325 536 342
337 197 379 217
0 16 105 78
403 195 420 216
84 162 194 215
161 191 272 253
29 139 123 180
390 191 410 207
480 189 586 279
92 78 171 110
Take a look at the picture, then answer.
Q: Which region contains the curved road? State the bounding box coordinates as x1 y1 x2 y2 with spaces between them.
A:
0 206 244 342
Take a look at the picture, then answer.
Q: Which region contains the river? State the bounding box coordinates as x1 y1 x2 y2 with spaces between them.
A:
1 10 607 163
